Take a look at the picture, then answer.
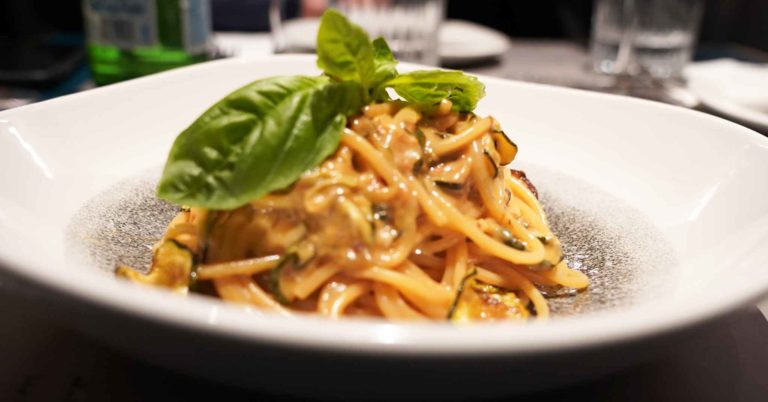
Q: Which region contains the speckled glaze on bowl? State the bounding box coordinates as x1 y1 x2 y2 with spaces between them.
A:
1 56 768 400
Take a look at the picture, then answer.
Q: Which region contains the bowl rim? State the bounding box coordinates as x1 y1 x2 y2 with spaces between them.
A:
1 55 768 357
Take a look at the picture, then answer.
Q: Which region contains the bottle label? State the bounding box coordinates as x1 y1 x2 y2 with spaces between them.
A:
84 0 158 49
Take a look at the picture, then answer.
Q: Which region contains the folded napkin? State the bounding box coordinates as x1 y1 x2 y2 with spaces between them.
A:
685 59 768 127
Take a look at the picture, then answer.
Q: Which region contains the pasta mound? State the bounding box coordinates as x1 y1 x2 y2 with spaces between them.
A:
119 99 589 321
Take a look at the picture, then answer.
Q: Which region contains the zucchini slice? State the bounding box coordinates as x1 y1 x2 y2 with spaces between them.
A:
268 254 298 305
492 130 518 165
412 158 426 176
498 228 526 251
450 280 530 322
414 128 427 149
434 180 464 190
531 253 565 272
117 240 197 294
531 237 564 271
483 150 499 178
371 203 391 223
447 268 478 319
268 242 317 304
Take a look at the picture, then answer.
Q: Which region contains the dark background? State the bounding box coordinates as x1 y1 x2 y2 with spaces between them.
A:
1 0 767 90
3 0 768 50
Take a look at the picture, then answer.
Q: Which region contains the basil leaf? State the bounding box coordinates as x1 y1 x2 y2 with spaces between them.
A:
384 70 486 112
157 76 362 209
370 37 398 98
316 8 375 91
317 80 367 118
305 80 366 167
157 11 492 210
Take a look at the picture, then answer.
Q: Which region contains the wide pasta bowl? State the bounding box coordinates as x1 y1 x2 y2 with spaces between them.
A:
1 55 768 399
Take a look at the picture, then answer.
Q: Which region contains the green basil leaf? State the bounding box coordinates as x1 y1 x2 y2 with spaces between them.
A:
370 37 398 98
316 8 375 91
157 10 493 211
317 80 367 118
157 76 362 209
383 70 486 112
305 80 366 167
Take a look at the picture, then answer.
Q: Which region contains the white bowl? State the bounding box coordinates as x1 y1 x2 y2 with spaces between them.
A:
1 55 768 399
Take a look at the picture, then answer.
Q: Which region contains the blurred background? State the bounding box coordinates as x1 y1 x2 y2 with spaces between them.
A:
2 0 768 126
6 0 768 51
2 2 768 401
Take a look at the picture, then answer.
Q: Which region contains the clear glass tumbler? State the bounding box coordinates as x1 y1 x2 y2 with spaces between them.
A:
590 0 704 79
270 0 445 66
330 0 444 66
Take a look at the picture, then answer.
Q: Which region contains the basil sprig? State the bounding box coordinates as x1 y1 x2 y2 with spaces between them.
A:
157 76 364 209
316 8 376 91
157 9 485 209
384 70 485 113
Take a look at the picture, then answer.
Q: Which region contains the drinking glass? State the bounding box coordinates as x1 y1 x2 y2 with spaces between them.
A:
330 0 444 65
270 0 445 66
590 0 704 79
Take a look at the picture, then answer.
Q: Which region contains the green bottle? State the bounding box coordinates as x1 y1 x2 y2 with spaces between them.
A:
83 0 211 85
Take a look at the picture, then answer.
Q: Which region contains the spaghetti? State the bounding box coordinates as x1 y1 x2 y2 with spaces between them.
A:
119 99 589 321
